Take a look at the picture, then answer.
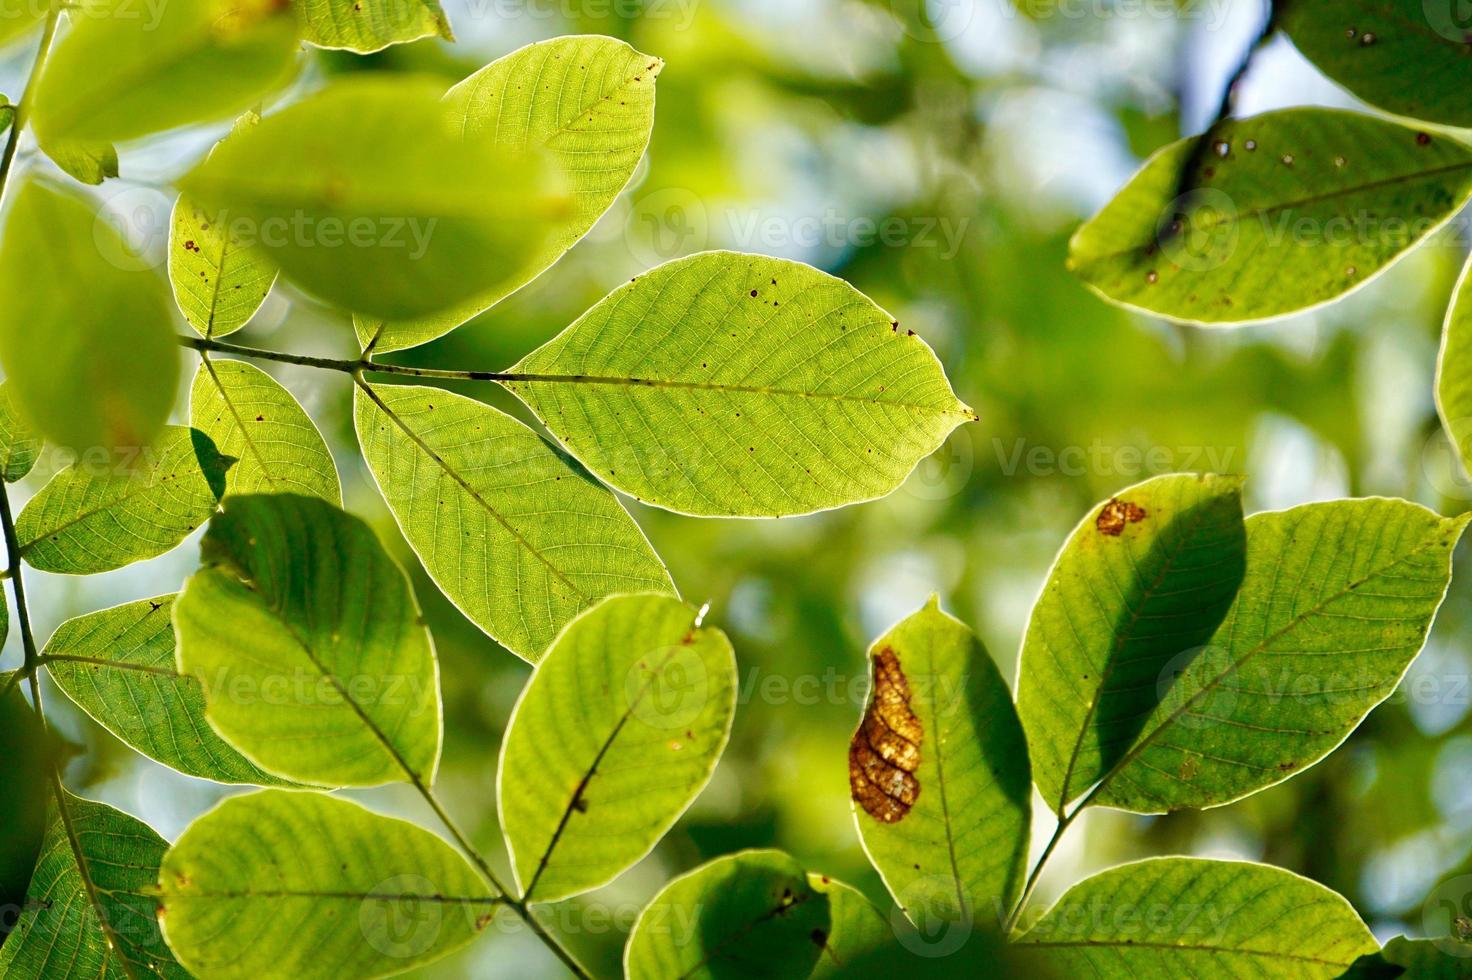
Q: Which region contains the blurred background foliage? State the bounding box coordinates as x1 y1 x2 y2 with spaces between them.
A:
4 0 1472 974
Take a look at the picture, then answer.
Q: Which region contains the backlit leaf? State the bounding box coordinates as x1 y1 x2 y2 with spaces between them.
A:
0 382 42 482
0 685 49 944
0 179 177 451
358 35 662 353
31 0 299 146
1014 857 1376 977
1070 109 1472 324
0 793 186 979
849 598 1031 930
506 251 976 517
299 0 452 54
178 75 571 321
1016 473 1247 813
170 112 277 338
44 596 291 785
354 382 673 661
42 140 117 186
17 426 231 575
1089 498 1468 813
500 594 736 903
1280 4 1472 127
624 850 832 979
158 790 495 979
1437 254 1472 484
174 494 440 787
189 359 341 502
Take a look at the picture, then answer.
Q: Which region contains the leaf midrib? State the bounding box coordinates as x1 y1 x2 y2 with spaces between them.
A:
1020 937 1357 966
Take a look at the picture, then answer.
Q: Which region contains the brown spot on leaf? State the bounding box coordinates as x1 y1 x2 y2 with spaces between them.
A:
1095 498 1147 536
848 647 922 823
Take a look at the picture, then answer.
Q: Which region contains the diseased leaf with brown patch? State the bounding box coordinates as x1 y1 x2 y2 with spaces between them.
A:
1095 497 1146 536
848 647 922 823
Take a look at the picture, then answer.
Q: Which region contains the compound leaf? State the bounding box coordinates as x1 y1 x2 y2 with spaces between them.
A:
44 595 291 785
299 0 452 53
0 179 177 451
17 426 231 575
32 0 299 146
359 35 662 353
174 494 440 787
189 359 340 502
849 598 1031 931
178 75 571 322
158 791 495 979
1017 474 1247 813
506 251 975 517
1014 857 1376 977
0 793 186 979
354 382 673 661
500 594 736 904
1090 498 1467 813
170 112 277 338
1070 109 1472 324
1280 4 1472 127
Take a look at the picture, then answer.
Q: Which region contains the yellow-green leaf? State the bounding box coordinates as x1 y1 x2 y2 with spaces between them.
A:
299 0 452 54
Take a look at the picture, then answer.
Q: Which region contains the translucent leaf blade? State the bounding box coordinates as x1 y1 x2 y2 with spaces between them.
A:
353 382 673 661
158 791 495 979
189 359 341 503
362 35 662 353
1280 6 1472 127
0 794 186 979
848 598 1031 929
1092 499 1468 813
1070 109 1472 325
44 596 293 785
1437 254 1472 484
0 179 177 451
31 0 299 146
1016 473 1247 812
174 494 441 787
17 426 231 575
1014 857 1376 977
507 250 976 517
500 594 736 903
299 0 452 54
178 76 572 322
0 382 42 483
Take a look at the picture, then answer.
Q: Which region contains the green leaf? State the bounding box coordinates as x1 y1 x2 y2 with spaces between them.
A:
353 382 673 661
44 140 118 185
190 359 341 502
0 382 43 482
1438 255 1472 483
178 75 572 322
1088 498 1468 813
848 597 1031 929
358 35 662 353
624 850 832 979
0 793 187 979
170 112 278 338
175 494 440 787
1070 109 1472 324
17 426 231 575
0 685 49 944
1014 857 1376 977
44 596 292 785
1341 936 1472 978
807 874 892 977
1279 4 1472 127
299 0 452 54
0 96 13 136
31 0 299 146
1016 473 1247 813
0 179 177 451
158 790 496 979
500 594 736 903
506 251 976 517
